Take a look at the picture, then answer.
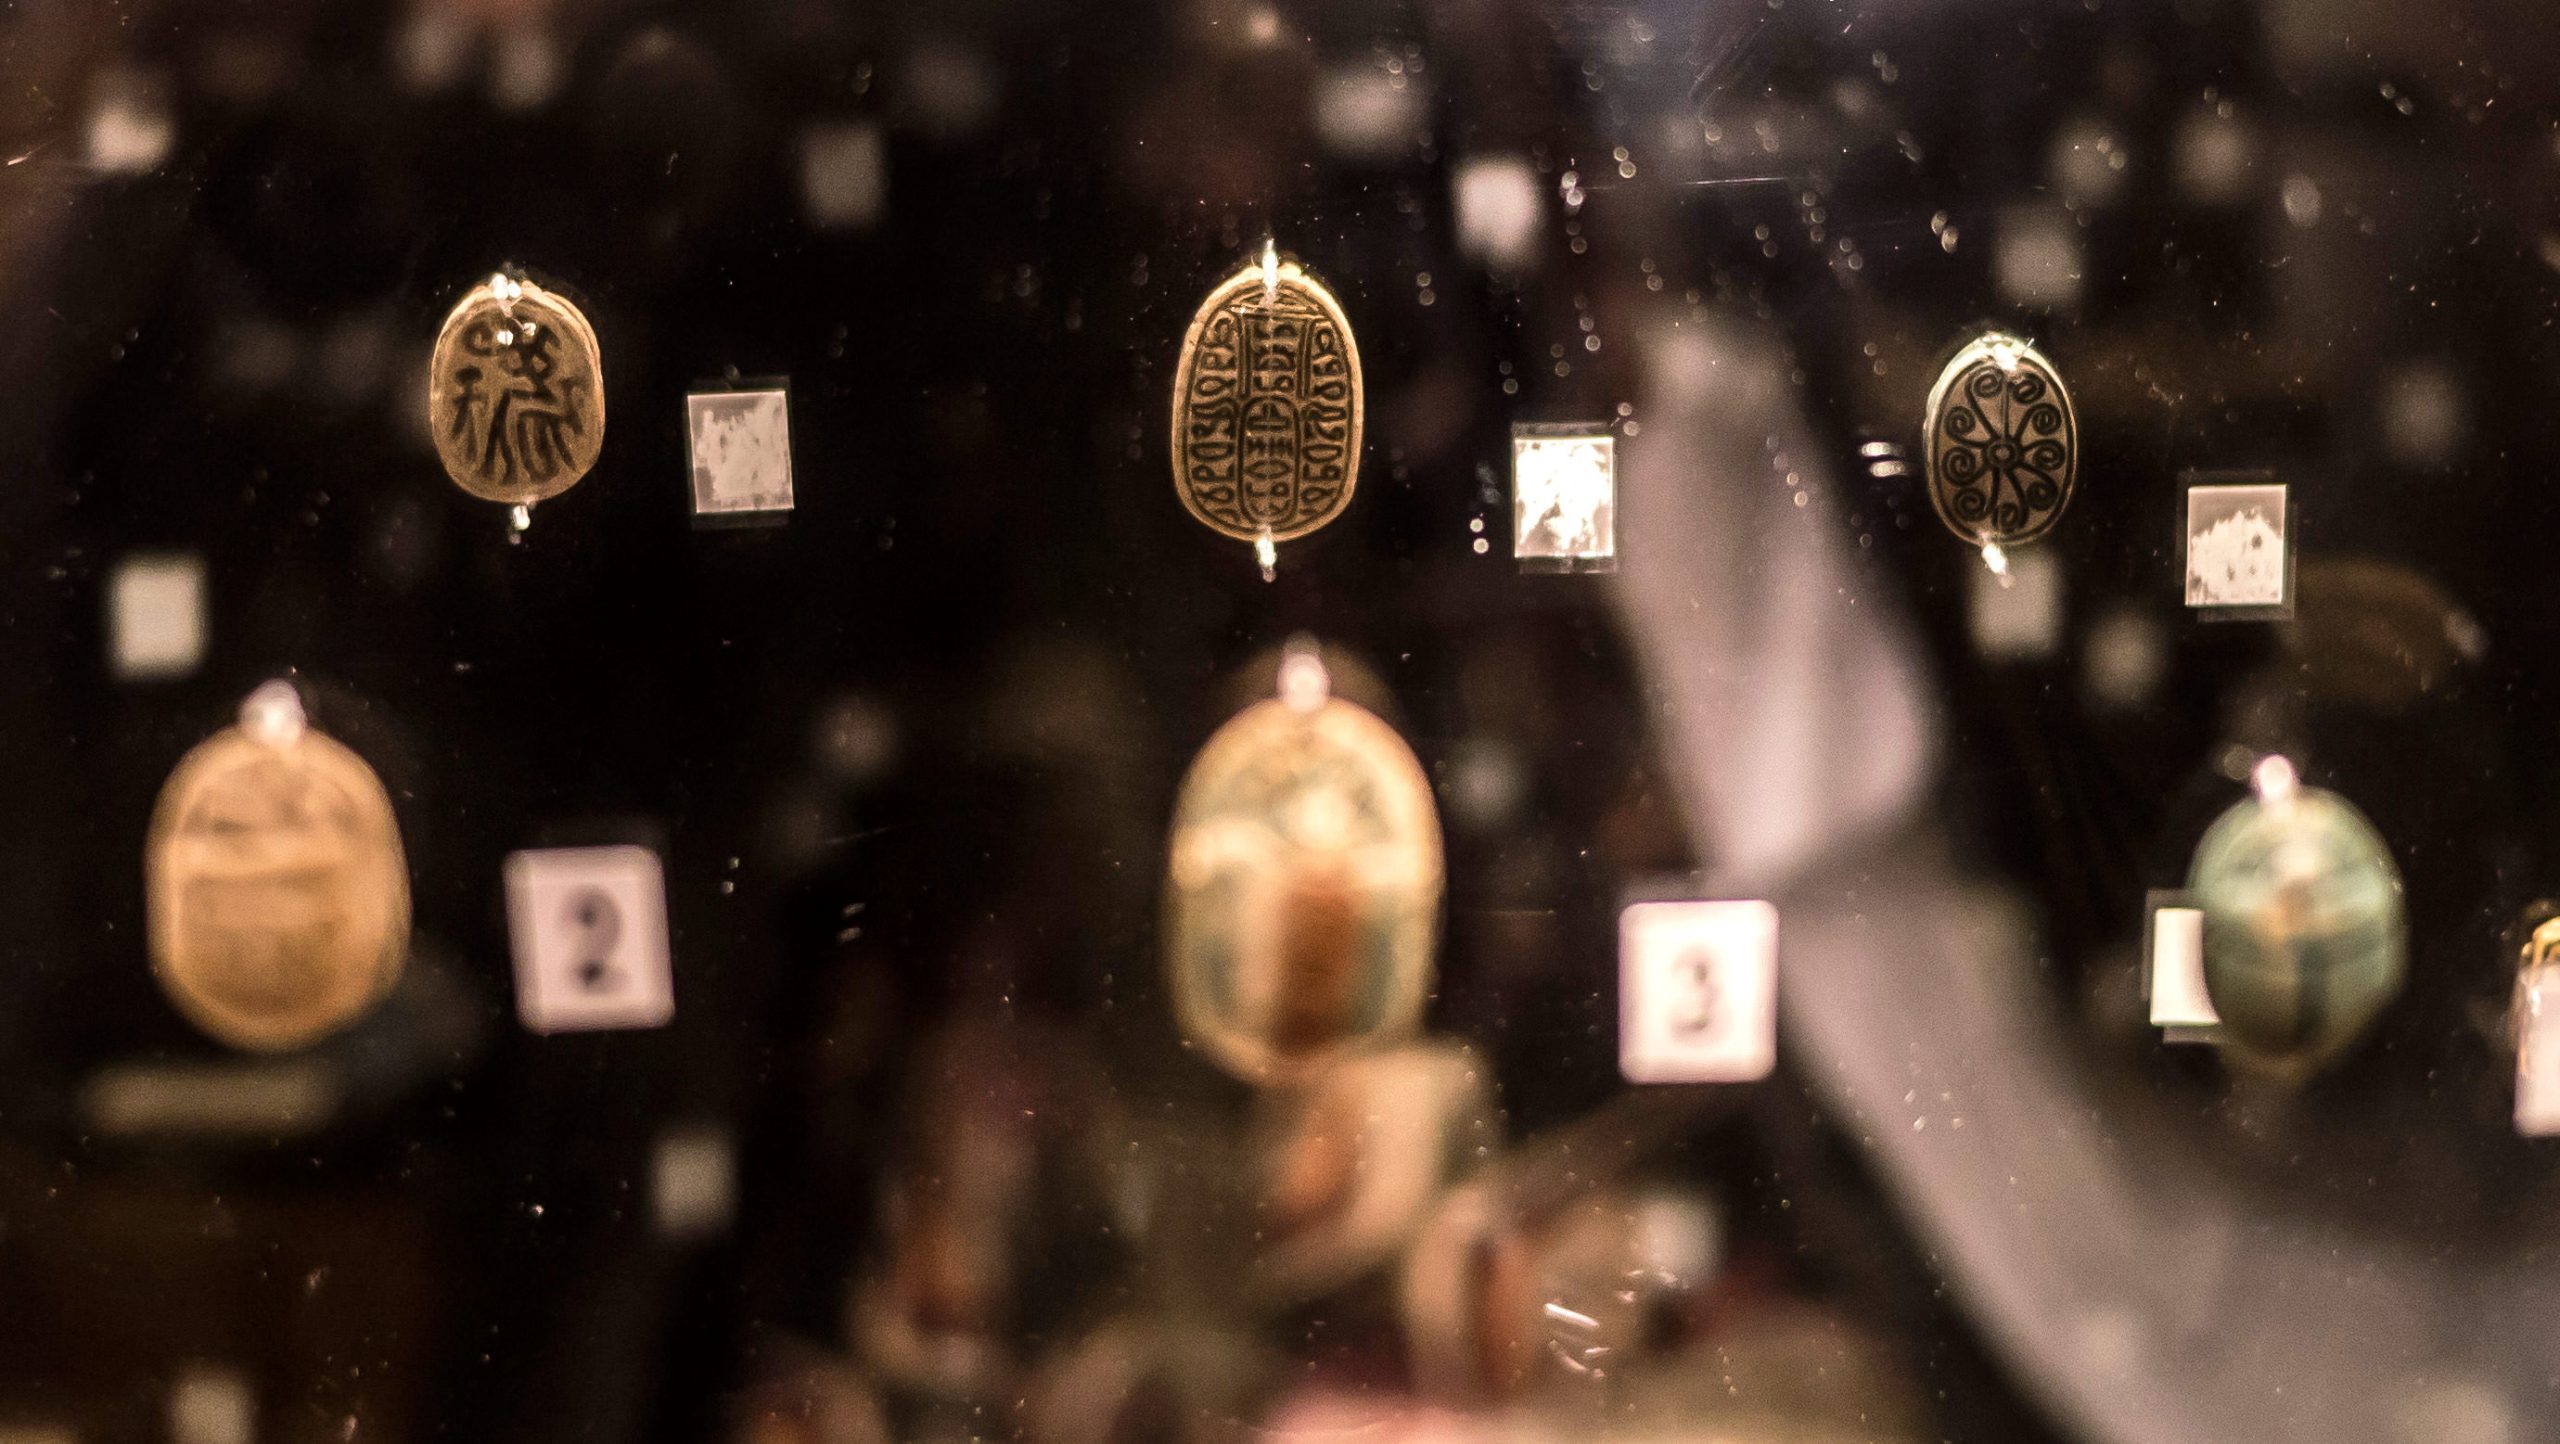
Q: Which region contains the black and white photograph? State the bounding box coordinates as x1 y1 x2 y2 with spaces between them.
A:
1510 427 1615 571
2183 480 2291 613
686 387 796 519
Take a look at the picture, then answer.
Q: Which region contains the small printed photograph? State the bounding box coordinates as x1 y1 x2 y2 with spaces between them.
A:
1511 429 1616 567
687 388 795 517
2184 481 2288 610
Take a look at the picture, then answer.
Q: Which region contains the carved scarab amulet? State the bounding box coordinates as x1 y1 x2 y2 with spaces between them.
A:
427 272 605 506
145 685 410 1051
2187 786 2405 1075
1164 687 1439 1084
1922 332 2077 548
1170 253 1364 546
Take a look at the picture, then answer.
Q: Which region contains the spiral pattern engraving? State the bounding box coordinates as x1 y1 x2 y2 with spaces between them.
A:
1924 335 2077 547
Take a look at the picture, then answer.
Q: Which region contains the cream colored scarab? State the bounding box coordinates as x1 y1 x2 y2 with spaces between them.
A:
146 682 410 1051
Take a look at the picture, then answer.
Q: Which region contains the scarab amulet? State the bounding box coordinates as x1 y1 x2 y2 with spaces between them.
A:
1170 252 1365 546
1922 332 2077 548
2187 785 2405 1076
145 684 411 1052
427 272 605 506
1164 679 1441 1084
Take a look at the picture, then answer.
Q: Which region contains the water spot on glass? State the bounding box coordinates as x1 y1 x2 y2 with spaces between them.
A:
2281 173 2323 227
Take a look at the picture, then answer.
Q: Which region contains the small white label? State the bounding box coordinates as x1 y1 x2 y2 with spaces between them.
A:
505 846 674 1034
652 1126 735 1239
1968 544 2062 661
687 388 795 517
1620 900 1778 1084
110 553 205 680
2518 967 2560 1136
2148 906 2221 1031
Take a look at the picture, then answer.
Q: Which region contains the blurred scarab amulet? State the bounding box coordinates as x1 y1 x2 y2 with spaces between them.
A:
1246 1042 1495 1303
1170 246 1364 553
1165 648 1440 1083
427 271 605 506
145 682 410 1051
2187 782 2405 1075
1923 332 2077 548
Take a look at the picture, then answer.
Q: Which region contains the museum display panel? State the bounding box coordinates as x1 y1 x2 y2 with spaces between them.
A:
0 0 2551 1441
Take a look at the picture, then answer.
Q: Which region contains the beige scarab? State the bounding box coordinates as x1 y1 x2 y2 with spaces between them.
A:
145 683 410 1051
427 272 606 506
1170 248 1364 547
1164 649 1440 1084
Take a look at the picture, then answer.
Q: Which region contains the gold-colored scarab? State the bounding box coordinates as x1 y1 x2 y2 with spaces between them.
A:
1170 249 1364 546
1165 651 1439 1083
1923 331 2077 548
145 683 410 1051
428 272 605 506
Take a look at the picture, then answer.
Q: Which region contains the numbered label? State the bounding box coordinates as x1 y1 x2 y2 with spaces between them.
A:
1619 900 1778 1084
505 846 674 1034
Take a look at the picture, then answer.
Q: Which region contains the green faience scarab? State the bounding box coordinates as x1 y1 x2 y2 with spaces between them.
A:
1164 689 1440 1084
2188 786 2406 1074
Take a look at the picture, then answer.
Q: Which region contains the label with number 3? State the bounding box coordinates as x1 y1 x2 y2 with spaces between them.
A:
1619 900 1779 1084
